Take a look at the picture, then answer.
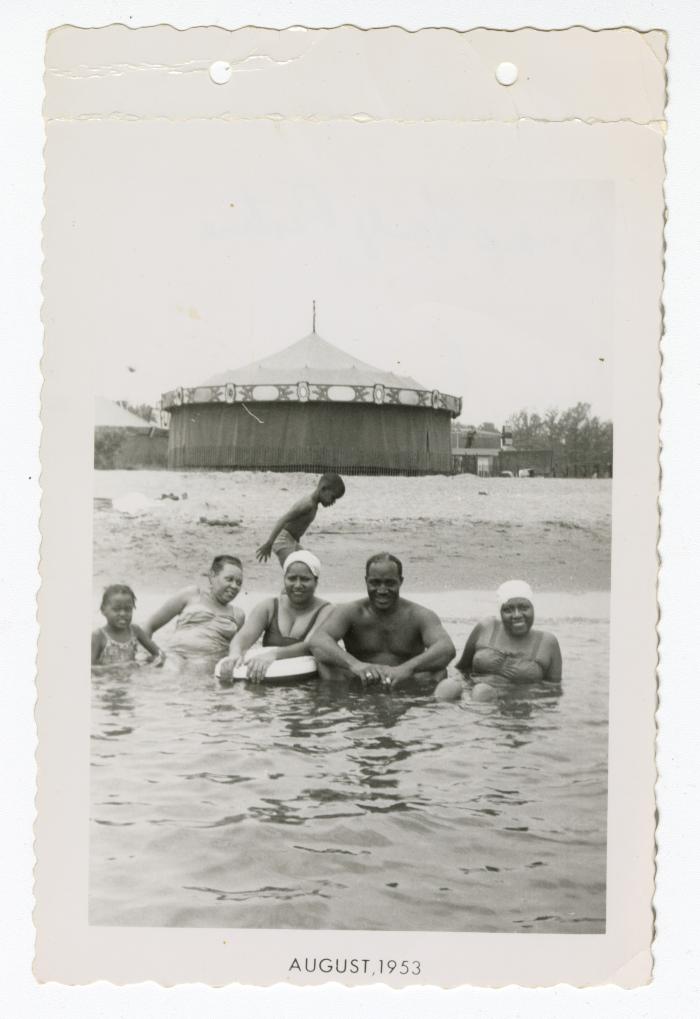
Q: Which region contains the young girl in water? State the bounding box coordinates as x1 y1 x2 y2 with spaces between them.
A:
91 585 165 668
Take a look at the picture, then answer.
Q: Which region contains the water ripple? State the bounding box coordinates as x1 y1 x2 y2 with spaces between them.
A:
90 616 609 933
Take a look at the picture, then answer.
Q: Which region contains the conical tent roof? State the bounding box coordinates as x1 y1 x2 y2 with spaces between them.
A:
94 397 152 428
203 332 424 389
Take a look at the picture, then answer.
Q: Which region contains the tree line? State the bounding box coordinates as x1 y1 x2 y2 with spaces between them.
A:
504 403 612 477
117 400 159 423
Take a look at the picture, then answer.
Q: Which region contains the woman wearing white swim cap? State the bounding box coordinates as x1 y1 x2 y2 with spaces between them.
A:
216 551 332 684
456 579 562 700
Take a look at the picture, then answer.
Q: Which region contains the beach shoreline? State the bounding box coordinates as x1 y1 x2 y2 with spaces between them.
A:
93 470 612 597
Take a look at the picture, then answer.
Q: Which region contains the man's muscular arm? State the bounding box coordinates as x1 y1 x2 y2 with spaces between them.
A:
309 604 386 684
386 608 456 689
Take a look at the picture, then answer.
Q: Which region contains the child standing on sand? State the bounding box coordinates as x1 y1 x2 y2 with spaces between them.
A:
256 473 346 566
92 584 165 667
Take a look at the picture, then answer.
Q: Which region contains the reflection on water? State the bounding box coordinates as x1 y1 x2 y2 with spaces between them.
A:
90 617 607 932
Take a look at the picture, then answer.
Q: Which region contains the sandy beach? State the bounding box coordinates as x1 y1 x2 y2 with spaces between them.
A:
93 471 611 596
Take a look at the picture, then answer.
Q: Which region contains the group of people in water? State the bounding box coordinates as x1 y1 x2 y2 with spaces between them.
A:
92 472 563 701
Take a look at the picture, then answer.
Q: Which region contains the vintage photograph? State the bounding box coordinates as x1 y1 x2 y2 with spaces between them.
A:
86 53 611 938
38 24 662 985
92 359 610 934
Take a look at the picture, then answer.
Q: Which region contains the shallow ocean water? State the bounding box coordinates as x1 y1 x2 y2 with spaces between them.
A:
90 595 608 933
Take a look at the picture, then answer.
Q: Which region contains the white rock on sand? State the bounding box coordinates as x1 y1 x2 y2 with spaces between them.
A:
112 492 153 516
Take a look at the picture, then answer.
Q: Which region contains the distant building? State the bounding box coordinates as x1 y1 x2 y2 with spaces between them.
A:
94 397 168 470
451 421 553 477
451 422 503 476
499 447 554 477
162 330 462 475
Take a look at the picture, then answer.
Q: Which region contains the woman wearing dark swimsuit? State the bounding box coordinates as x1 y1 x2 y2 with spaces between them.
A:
217 550 333 683
456 580 562 702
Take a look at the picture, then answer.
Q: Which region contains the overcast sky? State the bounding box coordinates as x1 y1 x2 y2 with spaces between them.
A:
74 120 614 426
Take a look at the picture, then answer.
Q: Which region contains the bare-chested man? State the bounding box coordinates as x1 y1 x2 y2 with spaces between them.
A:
309 552 455 691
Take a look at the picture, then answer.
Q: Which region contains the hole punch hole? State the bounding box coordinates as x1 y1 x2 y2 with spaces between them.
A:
209 61 232 85
495 62 519 87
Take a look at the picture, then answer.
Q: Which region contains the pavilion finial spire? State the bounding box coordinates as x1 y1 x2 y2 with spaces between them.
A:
312 299 316 333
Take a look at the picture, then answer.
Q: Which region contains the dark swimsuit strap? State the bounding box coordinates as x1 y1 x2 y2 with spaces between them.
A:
271 598 327 641
298 601 328 640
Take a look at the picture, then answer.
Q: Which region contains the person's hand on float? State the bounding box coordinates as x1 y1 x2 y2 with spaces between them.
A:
255 542 272 563
246 651 277 684
216 654 244 683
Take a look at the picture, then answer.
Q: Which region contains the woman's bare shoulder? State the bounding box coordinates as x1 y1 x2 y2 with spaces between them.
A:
462 617 496 645
537 629 560 650
477 616 498 631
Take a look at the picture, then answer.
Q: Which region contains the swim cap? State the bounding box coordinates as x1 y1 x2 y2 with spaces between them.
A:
283 550 321 579
497 579 534 609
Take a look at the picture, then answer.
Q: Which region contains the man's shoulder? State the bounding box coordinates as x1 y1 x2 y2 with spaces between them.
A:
337 597 371 617
399 597 438 619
